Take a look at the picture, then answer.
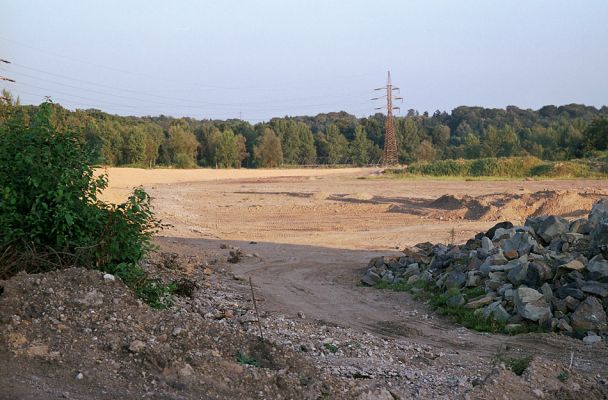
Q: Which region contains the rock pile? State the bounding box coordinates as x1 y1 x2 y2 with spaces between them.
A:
362 199 608 340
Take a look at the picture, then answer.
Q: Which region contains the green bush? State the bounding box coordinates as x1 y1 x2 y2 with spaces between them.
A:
396 156 606 179
0 102 172 308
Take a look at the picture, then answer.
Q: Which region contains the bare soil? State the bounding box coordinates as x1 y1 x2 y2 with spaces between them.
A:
3 167 608 399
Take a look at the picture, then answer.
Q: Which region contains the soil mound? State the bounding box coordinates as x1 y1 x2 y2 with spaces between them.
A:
426 190 607 223
0 268 348 400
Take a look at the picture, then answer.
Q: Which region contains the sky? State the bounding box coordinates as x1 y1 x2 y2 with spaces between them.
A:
1 0 607 122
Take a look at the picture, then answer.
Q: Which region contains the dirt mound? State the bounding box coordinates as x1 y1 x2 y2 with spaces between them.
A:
426 190 607 223
0 268 349 400
430 194 469 210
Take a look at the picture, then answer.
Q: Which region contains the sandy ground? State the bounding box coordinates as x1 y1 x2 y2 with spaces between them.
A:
102 167 608 384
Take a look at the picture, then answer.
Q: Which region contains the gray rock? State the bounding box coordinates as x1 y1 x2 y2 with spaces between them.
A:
502 232 538 257
571 296 607 331
465 295 495 309
129 339 146 353
525 262 552 287
481 236 494 252
540 283 553 302
482 301 511 323
507 261 530 286
538 216 570 243
493 227 515 241
446 293 466 308
514 286 552 322
589 199 608 226
580 281 608 298
583 334 602 345
557 319 573 332
556 284 585 300
466 271 481 287
403 263 420 278
361 271 381 286
588 255 608 281
381 271 395 283
444 271 466 289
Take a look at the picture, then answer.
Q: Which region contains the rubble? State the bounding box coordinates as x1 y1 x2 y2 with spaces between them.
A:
362 198 608 340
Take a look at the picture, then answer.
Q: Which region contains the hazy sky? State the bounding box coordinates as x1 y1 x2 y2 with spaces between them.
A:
1 0 607 121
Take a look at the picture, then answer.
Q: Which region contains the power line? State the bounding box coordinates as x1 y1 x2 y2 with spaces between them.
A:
0 36 378 92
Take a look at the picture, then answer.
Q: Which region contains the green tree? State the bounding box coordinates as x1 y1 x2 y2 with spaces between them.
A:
253 127 283 167
583 118 608 153
349 126 373 165
166 123 198 168
326 124 349 164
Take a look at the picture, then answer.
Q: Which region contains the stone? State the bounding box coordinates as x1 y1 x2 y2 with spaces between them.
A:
357 389 394 400
361 271 381 286
556 260 585 277
583 334 602 345
493 227 515 241
446 293 466 308
466 271 481 287
580 281 608 298
481 236 494 252
588 255 608 281
507 261 529 286
589 199 608 226
465 295 495 309
403 263 420 278
76 372 84 380
540 283 553 302
537 216 570 243
557 319 573 332
525 262 551 287
129 339 146 353
103 274 116 282
502 232 538 257
571 296 607 331
564 296 580 312
556 284 585 301
485 221 514 241
504 250 519 260
514 287 552 322
482 301 511 323
444 271 466 289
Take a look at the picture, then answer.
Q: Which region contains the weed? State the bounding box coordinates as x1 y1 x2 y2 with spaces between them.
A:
323 343 338 353
495 355 532 376
235 350 259 367
557 370 570 382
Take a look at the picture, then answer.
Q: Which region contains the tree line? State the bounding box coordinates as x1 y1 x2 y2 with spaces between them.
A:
1 90 607 168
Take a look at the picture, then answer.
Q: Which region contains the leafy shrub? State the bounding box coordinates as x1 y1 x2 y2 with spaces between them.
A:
394 156 607 179
0 102 172 307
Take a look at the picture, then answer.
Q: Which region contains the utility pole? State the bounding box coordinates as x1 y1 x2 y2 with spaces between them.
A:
372 71 402 165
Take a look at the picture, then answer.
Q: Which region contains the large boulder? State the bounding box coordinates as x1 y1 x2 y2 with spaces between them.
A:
514 286 552 322
589 199 608 257
501 232 538 257
537 216 570 243
485 221 514 241
570 296 607 332
588 255 608 281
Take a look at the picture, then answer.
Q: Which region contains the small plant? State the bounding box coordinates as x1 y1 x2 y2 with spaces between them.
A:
557 370 570 382
235 350 259 367
323 343 338 353
495 355 532 376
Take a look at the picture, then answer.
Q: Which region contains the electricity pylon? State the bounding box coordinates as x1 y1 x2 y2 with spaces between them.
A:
372 71 402 165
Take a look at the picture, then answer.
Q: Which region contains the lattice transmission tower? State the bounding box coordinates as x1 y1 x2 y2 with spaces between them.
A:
372 71 402 165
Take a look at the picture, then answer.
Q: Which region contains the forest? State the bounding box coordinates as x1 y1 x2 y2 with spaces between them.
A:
1 90 607 168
